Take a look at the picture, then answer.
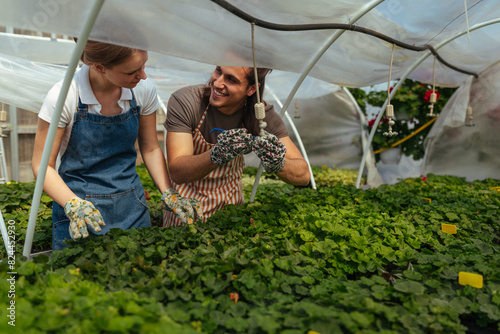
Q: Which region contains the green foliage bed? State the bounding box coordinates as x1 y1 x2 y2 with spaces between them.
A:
0 166 499 333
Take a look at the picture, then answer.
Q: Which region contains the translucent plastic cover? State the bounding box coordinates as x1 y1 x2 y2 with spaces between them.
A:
1 0 500 88
422 62 500 181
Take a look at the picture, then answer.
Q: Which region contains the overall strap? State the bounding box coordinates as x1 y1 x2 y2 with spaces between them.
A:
129 89 139 111
77 97 88 112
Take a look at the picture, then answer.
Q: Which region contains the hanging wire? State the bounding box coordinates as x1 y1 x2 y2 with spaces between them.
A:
432 56 437 94
427 56 438 116
383 45 397 137
251 23 261 104
387 44 395 106
251 22 267 136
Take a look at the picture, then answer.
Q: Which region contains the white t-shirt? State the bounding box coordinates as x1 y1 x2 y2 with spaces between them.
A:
38 65 160 156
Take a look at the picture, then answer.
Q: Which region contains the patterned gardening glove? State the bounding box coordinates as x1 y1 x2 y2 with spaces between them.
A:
210 128 255 166
64 197 106 240
253 131 287 174
162 188 203 225
189 198 204 222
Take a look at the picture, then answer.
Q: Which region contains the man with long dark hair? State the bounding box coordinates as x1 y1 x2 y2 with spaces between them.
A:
163 66 310 227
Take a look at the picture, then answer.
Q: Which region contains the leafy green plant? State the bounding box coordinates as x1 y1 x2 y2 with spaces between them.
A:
0 166 165 258
243 165 366 190
136 165 163 227
1 172 498 333
0 182 53 256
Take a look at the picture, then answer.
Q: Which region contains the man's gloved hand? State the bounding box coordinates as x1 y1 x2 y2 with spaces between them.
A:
253 131 287 174
162 188 203 225
64 197 106 240
188 198 204 222
210 128 254 166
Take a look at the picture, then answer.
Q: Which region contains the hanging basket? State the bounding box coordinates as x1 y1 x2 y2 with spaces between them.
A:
379 147 401 164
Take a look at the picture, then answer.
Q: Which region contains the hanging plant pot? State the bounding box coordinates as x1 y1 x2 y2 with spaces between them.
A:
379 147 401 164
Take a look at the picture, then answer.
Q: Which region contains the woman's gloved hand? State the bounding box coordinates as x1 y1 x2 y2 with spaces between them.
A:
210 128 254 166
64 197 106 240
162 188 203 225
253 131 287 174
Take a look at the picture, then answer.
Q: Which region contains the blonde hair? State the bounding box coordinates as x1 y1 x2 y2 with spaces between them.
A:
77 39 137 68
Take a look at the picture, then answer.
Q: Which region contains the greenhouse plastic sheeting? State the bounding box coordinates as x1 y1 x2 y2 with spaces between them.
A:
278 84 365 170
0 49 217 113
0 44 381 185
2 0 500 89
0 53 68 112
422 62 500 181
247 71 376 171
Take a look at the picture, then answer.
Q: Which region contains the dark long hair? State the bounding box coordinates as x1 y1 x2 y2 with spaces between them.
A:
203 67 272 136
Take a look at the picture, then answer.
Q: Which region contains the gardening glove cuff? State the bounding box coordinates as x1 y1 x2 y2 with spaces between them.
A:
162 188 202 225
252 131 287 174
64 197 106 240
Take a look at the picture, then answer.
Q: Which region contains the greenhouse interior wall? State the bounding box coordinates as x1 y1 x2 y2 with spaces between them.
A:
1 104 37 183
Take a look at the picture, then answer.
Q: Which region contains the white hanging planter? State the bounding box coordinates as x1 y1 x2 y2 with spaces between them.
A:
379 147 402 164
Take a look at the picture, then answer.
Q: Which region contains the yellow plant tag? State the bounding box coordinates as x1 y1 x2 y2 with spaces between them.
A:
422 197 432 204
441 224 457 234
458 272 483 288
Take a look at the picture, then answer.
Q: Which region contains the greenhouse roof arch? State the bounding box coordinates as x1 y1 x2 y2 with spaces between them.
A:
2 0 500 87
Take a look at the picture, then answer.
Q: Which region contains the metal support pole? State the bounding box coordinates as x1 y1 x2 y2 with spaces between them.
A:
157 94 168 158
9 105 18 181
0 136 8 184
0 210 14 258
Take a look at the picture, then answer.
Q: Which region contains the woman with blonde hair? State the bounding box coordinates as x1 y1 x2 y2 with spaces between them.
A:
33 40 200 250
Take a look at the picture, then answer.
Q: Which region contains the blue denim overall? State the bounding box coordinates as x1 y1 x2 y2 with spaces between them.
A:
52 91 151 250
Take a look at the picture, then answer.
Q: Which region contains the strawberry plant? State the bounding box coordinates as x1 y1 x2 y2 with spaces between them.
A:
0 182 52 256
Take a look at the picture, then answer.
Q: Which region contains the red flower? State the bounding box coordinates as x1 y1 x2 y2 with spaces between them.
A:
420 175 427 182
230 292 239 303
368 117 390 128
424 90 440 102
